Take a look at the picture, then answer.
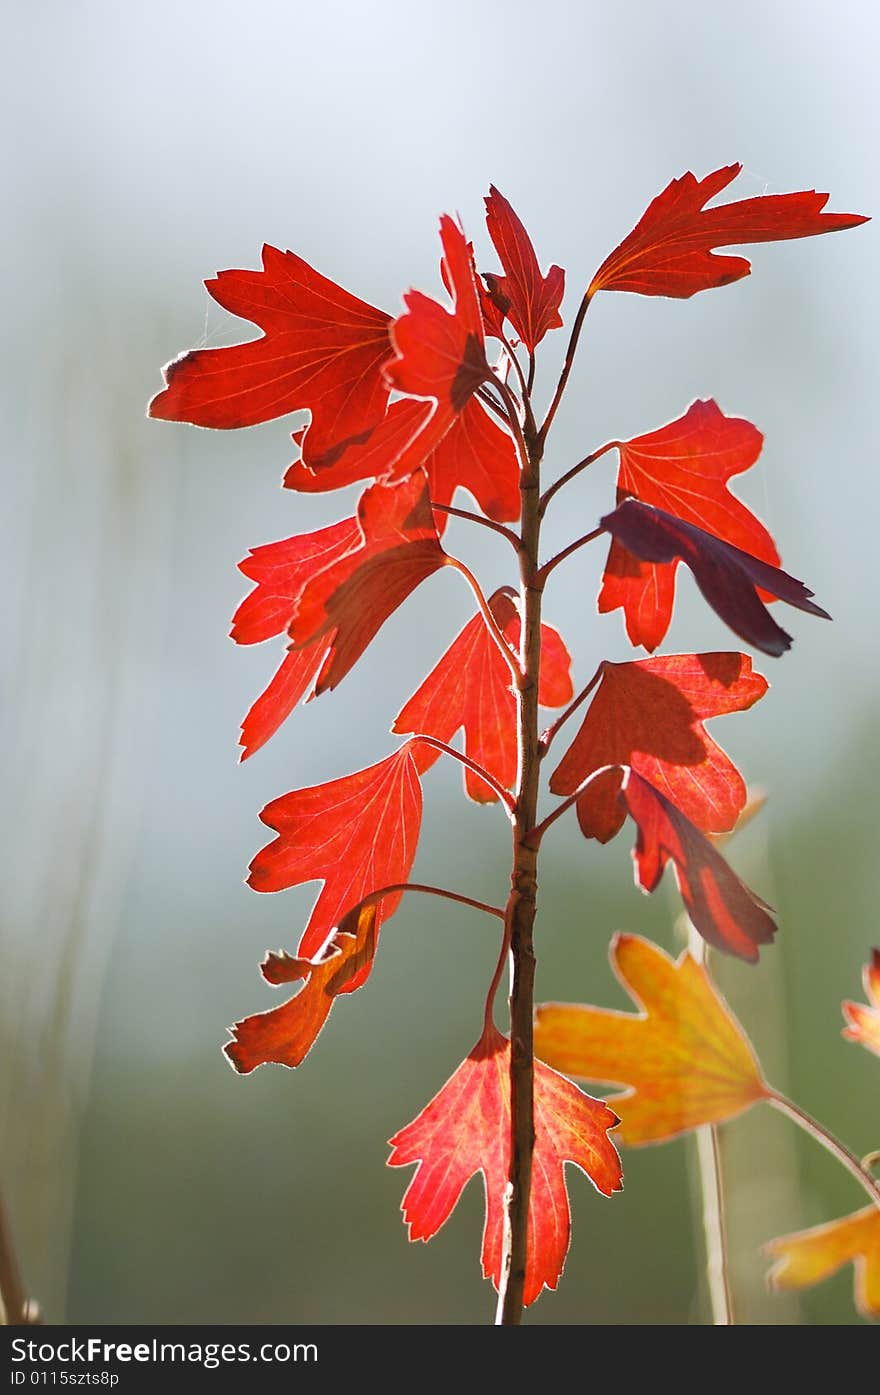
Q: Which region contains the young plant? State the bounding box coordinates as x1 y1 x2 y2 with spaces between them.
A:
149 166 866 1324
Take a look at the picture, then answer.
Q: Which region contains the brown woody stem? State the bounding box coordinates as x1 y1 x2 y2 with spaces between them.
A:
495 421 544 1326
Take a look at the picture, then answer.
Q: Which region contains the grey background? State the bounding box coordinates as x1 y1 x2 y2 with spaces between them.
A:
2 0 877 1323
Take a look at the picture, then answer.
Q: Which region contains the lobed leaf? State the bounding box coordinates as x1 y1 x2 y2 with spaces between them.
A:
842 949 880 1058
388 1024 621 1306
766 1207 880 1319
590 164 867 299
535 934 769 1144
482 186 565 351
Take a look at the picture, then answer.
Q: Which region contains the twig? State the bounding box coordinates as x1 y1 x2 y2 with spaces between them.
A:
408 734 517 816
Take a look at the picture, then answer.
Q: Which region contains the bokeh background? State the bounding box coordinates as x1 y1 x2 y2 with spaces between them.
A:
2 0 878 1325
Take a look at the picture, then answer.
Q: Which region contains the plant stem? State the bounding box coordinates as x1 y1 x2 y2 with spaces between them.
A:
539 442 617 517
538 292 592 444
444 557 523 684
409 736 516 816
767 1092 880 1210
0 1187 38 1325
353 882 506 922
539 665 604 755
535 526 604 585
430 504 522 553
686 929 734 1325
495 428 544 1326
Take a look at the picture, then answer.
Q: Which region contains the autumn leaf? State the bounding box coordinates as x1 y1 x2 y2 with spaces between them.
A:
766 1207 880 1319
284 395 520 529
600 498 829 657
482 186 565 351
535 934 768 1144
550 653 767 842
394 589 572 801
247 747 422 973
383 215 492 467
597 400 779 652
148 244 393 470
842 950 880 1058
589 164 867 299
289 471 447 694
621 770 776 961
230 518 361 757
387 1023 621 1306
225 902 380 1073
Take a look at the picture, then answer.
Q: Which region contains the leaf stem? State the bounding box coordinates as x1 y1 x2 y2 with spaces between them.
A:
539 664 604 755
354 882 506 923
527 765 619 846
767 1092 880 1210
431 504 522 553
409 735 517 816
535 526 604 586
445 557 523 685
539 442 617 517
538 292 593 444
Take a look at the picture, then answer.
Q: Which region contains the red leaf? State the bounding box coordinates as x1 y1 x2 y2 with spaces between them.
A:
394 590 573 802
597 400 779 651
482 186 565 351
247 747 422 965
590 164 867 299
383 217 491 466
225 902 380 1073
148 244 393 470
387 1024 621 1306
600 498 829 657
621 770 776 961
231 518 361 757
551 653 767 841
284 396 520 530
290 472 448 694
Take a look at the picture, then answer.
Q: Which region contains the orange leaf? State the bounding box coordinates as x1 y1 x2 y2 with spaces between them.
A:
589 164 867 299
766 1207 880 1319
225 902 380 1073
842 949 880 1058
394 589 572 802
388 1024 621 1306
550 653 767 842
248 747 422 965
148 244 392 470
598 400 779 653
534 934 769 1144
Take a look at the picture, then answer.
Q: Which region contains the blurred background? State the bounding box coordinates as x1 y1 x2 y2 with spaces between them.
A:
2 0 877 1326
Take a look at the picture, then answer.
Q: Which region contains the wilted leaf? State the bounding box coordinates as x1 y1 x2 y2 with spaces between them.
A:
600 498 829 657
597 400 778 652
622 770 776 960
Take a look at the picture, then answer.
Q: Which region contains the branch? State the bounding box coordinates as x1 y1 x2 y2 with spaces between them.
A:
409 735 517 816
539 664 604 755
431 503 521 553
534 527 604 586
538 291 593 444
768 1092 880 1210
444 556 523 685
539 441 617 516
